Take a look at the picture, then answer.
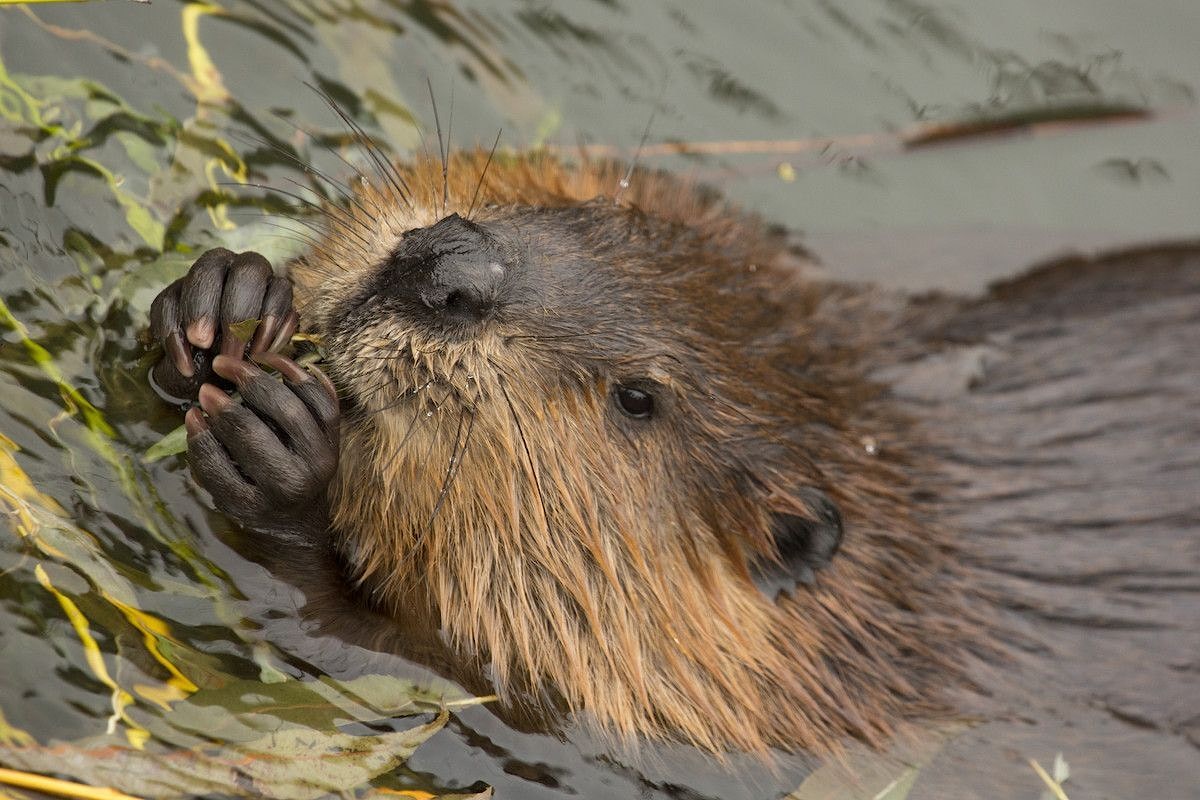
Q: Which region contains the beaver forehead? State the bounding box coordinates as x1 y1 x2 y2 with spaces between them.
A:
465 203 796 360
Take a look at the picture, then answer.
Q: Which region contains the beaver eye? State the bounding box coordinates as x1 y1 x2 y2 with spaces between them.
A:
614 385 654 419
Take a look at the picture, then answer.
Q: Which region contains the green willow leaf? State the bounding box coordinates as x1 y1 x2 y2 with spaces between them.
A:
227 318 262 342
143 424 188 463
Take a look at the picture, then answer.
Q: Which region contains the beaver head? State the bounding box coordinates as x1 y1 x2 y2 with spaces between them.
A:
289 152 974 755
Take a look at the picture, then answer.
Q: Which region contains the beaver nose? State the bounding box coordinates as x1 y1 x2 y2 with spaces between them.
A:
390 213 508 324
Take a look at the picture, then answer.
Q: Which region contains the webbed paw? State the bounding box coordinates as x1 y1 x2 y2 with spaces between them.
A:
184 353 340 536
149 248 297 401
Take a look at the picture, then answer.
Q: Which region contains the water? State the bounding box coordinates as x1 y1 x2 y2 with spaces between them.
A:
1 1 1198 797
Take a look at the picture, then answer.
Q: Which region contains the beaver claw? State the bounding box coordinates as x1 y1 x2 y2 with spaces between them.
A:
149 248 298 401
183 353 340 536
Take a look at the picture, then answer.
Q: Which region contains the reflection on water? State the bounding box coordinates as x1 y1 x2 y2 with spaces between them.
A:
1 1 1198 797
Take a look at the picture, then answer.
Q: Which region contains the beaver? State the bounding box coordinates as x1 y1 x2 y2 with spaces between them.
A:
146 150 1199 773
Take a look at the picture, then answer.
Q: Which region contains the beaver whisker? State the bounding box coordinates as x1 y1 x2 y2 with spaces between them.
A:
239 219 323 252
505 332 596 344
339 353 403 368
230 217 365 278
306 80 415 212
221 180 366 248
414 390 452 475
466 129 502 221
356 379 423 421
337 363 409 420
358 376 440 421
252 230 323 255
339 347 421 369
352 337 410 354
615 102 658 203
229 128 349 205
337 333 484 414
228 211 324 245
417 406 476 552
497 373 553 534
374 402 430 478
279 177 376 251
258 111 393 226
425 77 452 215
233 121 372 216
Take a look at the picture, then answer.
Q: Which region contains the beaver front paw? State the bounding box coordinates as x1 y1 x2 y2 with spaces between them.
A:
149 248 298 401
184 353 340 537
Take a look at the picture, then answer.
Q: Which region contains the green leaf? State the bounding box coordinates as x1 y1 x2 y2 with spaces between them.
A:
323 673 494 716
529 107 563 149
213 220 311 266
144 424 188 463
111 251 195 318
227 318 261 342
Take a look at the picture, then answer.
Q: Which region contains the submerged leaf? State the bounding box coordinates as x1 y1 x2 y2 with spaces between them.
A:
1031 756 1072 800
1052 752 1070 783
0 434 212 741
143 424 188 463
787 723 966 800
0 711 447 800
323 673 494 716
34 565 147 749
160 673 488 746
872 766 920 800
0 709 34 749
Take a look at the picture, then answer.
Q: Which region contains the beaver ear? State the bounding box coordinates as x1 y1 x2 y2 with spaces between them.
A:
751 487 844 601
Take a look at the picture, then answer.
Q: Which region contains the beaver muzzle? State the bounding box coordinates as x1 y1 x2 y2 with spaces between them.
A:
382 212 511 329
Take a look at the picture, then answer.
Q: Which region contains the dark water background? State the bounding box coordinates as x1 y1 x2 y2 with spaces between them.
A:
1 1 1198 798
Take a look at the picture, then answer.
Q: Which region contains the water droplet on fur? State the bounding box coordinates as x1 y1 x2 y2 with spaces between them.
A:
861 435 879 456
425 410 434 418
618 177 630 190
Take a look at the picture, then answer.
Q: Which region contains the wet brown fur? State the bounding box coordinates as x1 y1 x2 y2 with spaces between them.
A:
287 152 985 756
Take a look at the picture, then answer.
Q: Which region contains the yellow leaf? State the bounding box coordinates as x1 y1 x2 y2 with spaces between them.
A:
0 767 141 800
0 709 33 749
33 565 148 749
109 597 200 696
181 3 231 106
